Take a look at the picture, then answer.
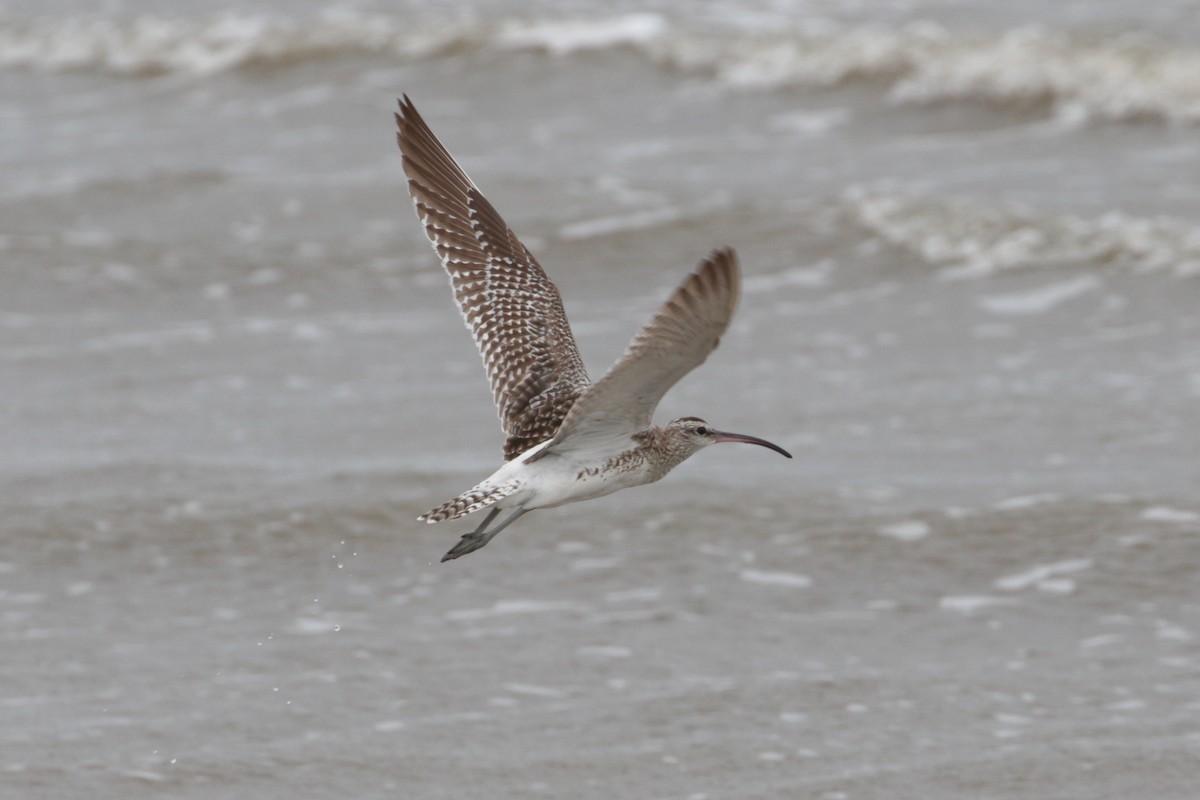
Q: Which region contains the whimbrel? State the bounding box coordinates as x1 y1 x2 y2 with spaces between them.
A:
396 96 791 562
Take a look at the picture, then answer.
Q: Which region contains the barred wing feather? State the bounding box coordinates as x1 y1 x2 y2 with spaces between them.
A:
395 96 591 460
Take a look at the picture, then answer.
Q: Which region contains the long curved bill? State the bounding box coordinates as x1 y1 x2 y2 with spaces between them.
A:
713 430 793 459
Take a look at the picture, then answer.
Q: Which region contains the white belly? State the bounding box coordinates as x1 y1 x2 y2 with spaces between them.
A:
488 446 654 511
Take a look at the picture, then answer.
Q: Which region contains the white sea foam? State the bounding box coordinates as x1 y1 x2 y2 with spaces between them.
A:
502 682 567 698
82 323 215 353
939 595 1019 614
666 22 1200 124
289 616 340 635
743 259 835 293
994 558 1093 592
1140 506 1200 523
978 275 1102 316
445 599 584 620
768 108 852 136
373 720 405 732
845 189 1200 278
877 520 931 542
558 206 687 241
495 13 667 56
0 11 472 76
0 11 666 77
576 645 632 658
604 587 662 604
739 569 812 588
992 493 1061 510
1079 633 1123 649
4 14 1199 124
1155 621 1193 642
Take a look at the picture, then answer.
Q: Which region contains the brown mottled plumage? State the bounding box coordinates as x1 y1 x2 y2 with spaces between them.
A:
395 97 792 562
396 96 589 461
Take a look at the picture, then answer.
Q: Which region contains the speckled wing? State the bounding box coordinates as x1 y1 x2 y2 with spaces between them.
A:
534 248 740 461
396 96 591 461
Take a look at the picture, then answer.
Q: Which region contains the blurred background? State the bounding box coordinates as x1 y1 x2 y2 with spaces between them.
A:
2 1 1199 798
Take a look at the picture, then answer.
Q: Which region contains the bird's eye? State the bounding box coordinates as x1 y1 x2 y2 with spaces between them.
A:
695 426 709 436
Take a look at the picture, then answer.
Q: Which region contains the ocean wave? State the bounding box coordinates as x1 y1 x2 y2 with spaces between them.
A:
843 188 1200 278
0 11 475 76
2 12 1198 123
668 22 1200 124
0 11 664 78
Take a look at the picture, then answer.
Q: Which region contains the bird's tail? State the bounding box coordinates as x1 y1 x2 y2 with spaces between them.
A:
418 481 520 524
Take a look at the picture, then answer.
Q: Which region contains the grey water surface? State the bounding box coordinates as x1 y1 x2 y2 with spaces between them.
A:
3 1 1199 798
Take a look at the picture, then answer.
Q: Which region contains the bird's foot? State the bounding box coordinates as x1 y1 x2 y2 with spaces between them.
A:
438 508 527 563
441 531 492 562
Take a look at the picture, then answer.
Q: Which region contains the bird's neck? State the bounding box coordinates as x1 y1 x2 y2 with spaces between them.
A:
633 427 692 479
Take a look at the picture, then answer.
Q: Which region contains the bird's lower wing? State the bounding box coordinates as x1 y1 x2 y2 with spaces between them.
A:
533 248 741 460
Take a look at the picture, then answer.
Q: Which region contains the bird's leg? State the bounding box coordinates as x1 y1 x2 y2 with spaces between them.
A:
441 508 528 562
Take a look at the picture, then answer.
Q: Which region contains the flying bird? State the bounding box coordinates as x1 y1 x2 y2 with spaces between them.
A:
395 96 791 561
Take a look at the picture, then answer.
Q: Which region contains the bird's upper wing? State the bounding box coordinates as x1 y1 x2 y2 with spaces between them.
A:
533 248 740 461
395 96 591 461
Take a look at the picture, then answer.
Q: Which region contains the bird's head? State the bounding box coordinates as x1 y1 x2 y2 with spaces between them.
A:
664 417 792 460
